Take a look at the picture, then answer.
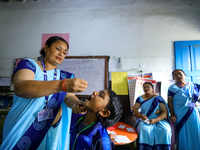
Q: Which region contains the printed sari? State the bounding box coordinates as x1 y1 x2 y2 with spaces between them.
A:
168 82 200 150
135 96 171 150
1 59 74 150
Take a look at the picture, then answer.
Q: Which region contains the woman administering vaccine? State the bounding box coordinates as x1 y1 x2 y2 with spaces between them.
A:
1 36 88 150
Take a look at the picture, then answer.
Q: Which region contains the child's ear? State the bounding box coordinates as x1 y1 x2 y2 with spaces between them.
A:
98 108 110 118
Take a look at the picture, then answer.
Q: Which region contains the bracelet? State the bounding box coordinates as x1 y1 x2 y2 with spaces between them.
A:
63 79 66 92
136 112 141 117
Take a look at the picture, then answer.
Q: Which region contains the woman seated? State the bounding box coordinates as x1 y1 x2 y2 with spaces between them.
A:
133 82 172 150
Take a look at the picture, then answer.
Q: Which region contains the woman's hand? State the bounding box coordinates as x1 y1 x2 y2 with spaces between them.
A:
109 133 116 139
64 78 88 93
170 115 177 122
72 100 86 114
168 96 176 122
140 114 148 121
149 119 157 124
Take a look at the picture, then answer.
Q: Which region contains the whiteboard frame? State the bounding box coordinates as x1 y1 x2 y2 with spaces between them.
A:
63 56 110 97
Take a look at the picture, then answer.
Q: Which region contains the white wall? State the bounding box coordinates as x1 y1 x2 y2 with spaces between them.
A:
0 0 200 91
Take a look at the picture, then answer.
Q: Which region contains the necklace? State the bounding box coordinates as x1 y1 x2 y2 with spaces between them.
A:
177 82 187 88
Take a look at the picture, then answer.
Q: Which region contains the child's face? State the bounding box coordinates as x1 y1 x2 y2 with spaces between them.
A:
83 89 110 113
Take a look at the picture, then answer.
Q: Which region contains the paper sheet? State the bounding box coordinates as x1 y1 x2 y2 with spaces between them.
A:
111 72 128 95
107 130 116 135
114 135 131 143
126 127 135 132
118 124 126 129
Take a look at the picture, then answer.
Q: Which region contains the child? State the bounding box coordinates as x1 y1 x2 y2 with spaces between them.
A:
70 89 123 150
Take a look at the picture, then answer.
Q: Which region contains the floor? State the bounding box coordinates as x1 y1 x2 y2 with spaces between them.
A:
115 141 137 150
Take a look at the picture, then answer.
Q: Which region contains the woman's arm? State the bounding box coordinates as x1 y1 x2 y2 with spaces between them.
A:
154 109 161 114
133 102 148 120
64 93 86 113
64 92 79 108
149 103 168 124
168 96 177 122
13 69 63 98
13 69 87 99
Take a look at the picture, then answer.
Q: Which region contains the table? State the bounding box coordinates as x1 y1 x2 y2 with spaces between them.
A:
107 122 138 146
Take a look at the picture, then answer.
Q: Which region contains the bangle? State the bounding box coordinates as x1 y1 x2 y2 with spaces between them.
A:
63 79 66 92
137 112 141 117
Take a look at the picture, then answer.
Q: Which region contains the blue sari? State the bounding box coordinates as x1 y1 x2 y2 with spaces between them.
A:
1 59 74 150
168 82 200 150
135 96 171 150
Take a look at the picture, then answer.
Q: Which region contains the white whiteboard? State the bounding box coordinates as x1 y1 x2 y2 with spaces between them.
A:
58 58 107 95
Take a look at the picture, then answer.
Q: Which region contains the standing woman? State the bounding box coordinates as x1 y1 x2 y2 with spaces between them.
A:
0 36 88 150
168 69 200 150
133 82 171 150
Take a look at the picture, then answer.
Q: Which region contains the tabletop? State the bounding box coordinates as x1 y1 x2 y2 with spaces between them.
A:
107 122 138 145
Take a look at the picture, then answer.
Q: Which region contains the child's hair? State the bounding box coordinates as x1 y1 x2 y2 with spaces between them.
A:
98 89 123 128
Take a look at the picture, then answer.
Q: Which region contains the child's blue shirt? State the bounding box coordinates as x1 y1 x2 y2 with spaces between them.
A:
70 113 114 150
